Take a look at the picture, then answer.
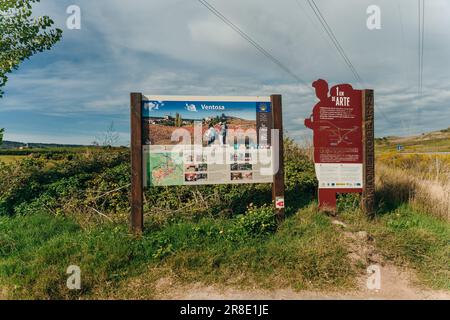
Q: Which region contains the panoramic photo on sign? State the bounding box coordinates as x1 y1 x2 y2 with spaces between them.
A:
142 96 274 187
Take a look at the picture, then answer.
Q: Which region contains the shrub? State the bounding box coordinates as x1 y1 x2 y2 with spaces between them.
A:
87 162 131 213
0 150 129 216
284 138 316 192
1 138 318 222
228 204 277 239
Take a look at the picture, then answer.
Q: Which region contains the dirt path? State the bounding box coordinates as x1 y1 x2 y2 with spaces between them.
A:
156 264 449 300
156 219 449 300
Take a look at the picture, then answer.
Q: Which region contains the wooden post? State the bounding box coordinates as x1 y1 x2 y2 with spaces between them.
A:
130 93 144 234
271 94 285 222
362 90 375 218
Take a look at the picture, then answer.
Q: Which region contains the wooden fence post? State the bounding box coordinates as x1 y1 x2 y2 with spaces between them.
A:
130 93 144 234
271 94 285 222
362 90 375 218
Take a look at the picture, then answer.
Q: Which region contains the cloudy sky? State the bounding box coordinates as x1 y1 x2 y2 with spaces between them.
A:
1 0 449 145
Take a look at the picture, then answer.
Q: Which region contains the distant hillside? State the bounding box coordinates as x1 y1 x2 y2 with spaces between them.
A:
0 140 86 150
376 127 450 153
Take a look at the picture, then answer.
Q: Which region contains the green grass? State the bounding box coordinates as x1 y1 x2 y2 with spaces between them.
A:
1 202 448 299
340 204 450 290
376 139 450 153
376 129 450 154
0 156 26 164
0 206 354 299
161 206 353 291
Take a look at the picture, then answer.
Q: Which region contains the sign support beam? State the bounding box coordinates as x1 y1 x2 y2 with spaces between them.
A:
130 92 144 234
362 90 375 218
271 94 285 222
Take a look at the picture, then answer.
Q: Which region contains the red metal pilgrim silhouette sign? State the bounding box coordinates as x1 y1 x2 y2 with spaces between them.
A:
305 79 375 214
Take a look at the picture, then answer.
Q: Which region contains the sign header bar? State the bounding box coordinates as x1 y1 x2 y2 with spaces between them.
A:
143 95 271 102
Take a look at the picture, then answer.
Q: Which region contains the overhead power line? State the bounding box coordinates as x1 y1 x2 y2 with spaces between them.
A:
196 0 306 84
294 0 340 59
418 0 421 96
305 0 363 84
297 0 394 124
418 0 425 96
421 1 425 95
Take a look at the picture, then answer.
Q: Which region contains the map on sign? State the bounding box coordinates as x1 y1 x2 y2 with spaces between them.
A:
142 96 273 187
146 152 184 186
321 121 359 146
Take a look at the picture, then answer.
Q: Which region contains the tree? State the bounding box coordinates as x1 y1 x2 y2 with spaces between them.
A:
0 128 4 145
175 113 182 127
93 122 120 147
0 0 62 97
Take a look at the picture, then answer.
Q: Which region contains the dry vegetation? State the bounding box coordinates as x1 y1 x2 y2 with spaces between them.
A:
376 152 450 221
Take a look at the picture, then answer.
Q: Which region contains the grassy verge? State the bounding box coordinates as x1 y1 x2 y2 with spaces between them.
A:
340 204 450 291
0 205 354 299
1 201 448 299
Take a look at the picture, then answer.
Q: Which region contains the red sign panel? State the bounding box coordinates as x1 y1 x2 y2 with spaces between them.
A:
305 79 363 211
